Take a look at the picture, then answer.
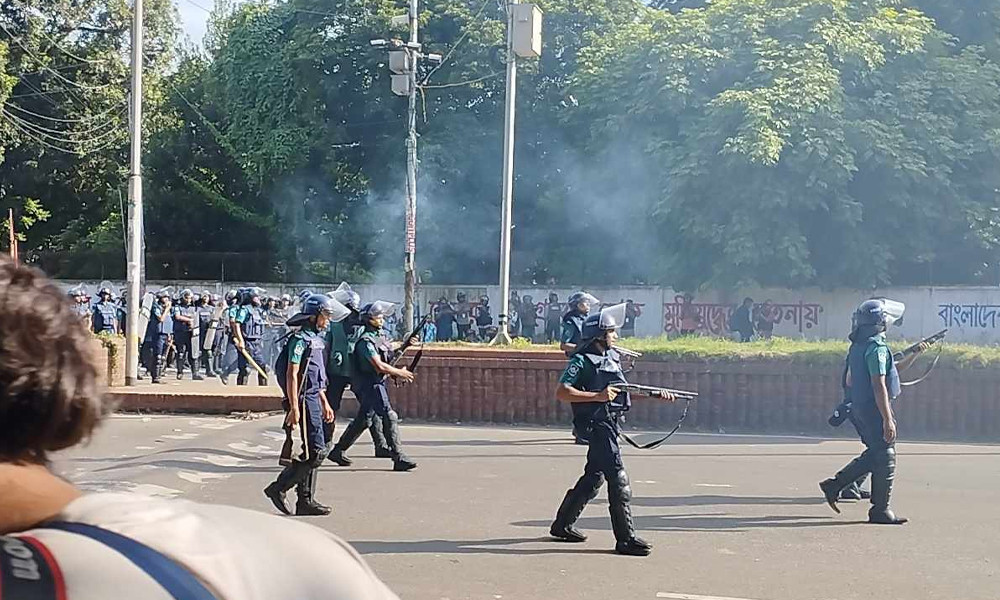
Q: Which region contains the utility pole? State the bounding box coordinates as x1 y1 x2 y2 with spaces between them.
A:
124 0 144 386
491 2 541 345
372 11 440 333
491 2 517 345
403 0 418 334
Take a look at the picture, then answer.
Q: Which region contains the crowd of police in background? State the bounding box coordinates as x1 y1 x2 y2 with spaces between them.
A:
427 291 643 343
67 284 305 384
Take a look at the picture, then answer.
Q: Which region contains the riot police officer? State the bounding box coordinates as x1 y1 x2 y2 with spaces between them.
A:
328 301 417 471
264 294 350 516
171 289 203 381
325 284 390 464
196 291 217 377
549 303 674 556
218 289 243 384
560 292 598 356
91 287 118 335
561 291 599 443
820 298 910 525
143 290 173 384
233 287 268 386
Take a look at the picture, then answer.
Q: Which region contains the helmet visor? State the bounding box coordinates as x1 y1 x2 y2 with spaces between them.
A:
599 303 627 331
881 299 905 327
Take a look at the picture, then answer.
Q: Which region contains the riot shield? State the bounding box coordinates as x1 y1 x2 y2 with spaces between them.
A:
190 311 201 360
203 304 226 349
137 292 155 337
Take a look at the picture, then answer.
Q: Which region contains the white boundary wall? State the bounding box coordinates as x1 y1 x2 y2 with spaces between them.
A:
60 280 1000 343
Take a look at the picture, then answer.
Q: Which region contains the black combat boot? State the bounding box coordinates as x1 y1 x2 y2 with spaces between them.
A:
820 450 873 513
295 469 332 516
868 448 907 525
329 415 368 466
370 415 392 458
264 462 309 515
608 470 650 556
609 502 651 556
383 414 417 471
550 473 603 543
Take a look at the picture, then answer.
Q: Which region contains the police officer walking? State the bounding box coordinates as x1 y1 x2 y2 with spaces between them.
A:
264 294 350 516
561 292 599 443
328 301 417 471
560 292 598 356
820 298 910 525
171 289 203 381
142 290 173 384
91 287 118 335
196 291 217 377
325 285 390 462
234 288 268 386
549 303 674 556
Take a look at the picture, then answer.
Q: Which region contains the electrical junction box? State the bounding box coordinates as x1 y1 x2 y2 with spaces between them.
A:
392 74 412 96
512 4 542 58
389 50 411 74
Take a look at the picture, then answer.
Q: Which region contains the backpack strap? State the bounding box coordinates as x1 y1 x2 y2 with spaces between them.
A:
40 522 218 600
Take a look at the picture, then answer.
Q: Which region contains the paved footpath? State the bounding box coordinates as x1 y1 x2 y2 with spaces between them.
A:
54 415 999 600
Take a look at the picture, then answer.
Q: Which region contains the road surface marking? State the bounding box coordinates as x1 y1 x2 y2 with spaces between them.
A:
193 454 251 467
228 441 272 454
657 593 760 600
162 433 199 440
178 471 231 484
694 483 733 488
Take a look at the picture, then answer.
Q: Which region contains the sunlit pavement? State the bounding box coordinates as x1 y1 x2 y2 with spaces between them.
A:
56 415 1000 600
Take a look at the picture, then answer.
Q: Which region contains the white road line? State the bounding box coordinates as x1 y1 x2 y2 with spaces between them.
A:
177 471 232 484
193 454 251 468
162 433 199 440
694 483 733 488
228 442 272 454
656 593 761 600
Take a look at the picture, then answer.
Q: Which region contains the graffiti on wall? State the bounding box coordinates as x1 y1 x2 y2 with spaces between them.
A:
662 295 824 335
937 303 1000 329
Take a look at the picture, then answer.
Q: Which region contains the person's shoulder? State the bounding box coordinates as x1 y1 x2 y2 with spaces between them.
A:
53 493 399 600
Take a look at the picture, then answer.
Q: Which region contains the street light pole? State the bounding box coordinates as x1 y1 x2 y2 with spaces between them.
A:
125 0 144 385
491 1 518 346
403 0 418 333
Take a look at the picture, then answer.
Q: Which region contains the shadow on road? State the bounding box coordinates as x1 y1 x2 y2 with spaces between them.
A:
350 537 614 556
513 513 864 532
625 495 827 508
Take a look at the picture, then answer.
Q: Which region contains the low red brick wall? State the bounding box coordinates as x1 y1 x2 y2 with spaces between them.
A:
103 347 1000 441
386 349 1000 441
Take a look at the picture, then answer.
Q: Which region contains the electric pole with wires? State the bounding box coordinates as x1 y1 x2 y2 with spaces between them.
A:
371 3 441 334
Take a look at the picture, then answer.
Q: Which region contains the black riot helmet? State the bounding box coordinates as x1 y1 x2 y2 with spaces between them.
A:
360 300 395 327
287 294 350 327
853 298 905 330
330 282 361 312
567 292 599 316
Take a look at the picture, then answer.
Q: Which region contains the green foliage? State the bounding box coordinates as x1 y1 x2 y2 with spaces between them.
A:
3 0 1000 290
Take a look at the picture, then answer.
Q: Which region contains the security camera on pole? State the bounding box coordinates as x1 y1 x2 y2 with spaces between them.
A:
491 2 542 346
370 2 441 334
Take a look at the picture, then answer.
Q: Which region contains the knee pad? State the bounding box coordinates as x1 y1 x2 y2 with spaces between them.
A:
608 469 632 505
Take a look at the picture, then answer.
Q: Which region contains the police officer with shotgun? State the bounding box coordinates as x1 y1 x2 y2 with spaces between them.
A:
325 282 391 460
549 303 677 556
328 301 419 472
820 298 919 525
264 294 350 516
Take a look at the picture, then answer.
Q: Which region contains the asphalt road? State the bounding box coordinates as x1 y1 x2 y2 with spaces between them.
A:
54 415 1000 600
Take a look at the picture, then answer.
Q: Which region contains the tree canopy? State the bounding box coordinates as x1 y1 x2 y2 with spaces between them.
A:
2 0 999 288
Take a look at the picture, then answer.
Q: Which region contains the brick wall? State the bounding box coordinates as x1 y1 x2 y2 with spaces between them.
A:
388 349 1000 441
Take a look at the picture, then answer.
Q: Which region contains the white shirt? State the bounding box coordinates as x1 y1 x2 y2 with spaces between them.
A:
18 493 398 600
